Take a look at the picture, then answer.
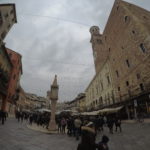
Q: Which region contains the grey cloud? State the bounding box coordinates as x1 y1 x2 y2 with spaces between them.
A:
2 0 150 101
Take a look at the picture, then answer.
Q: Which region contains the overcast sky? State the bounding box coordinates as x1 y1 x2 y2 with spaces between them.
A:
0 0 150 101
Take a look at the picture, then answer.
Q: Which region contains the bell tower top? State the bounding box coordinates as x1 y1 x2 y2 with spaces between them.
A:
89 26 100 35
52 75 58 87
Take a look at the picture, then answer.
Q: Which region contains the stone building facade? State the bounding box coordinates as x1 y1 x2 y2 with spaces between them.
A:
102 0 150 103
4 48 23 112
25 93 47 110
16 86 27 112
86 0 150 117
0 3 17 111
0 4 17 42
90 26 108 74
0 44 12 108
85 59 114 111
76 93 86 112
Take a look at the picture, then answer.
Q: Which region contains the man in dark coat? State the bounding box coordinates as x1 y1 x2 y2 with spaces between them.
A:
77 122 97 150
1 111 6 125
115 117 122 132
107 117 114 134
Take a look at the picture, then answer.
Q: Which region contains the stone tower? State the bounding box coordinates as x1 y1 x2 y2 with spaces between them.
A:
48 75 59 131
89 26 108 73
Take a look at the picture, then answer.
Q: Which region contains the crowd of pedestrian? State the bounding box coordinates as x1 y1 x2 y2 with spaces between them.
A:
15 111 122 136
15 111 50 128
14 111 123 150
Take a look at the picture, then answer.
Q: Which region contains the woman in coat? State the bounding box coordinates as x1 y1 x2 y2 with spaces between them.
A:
77 122 97 150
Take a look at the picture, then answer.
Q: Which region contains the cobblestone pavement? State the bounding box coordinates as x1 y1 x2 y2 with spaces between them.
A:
0 118 150 150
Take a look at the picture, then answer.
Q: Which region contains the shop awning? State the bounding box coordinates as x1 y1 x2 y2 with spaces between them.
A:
81 110 100 116
35 108 51 112
81 106 123 116
98 106 123 113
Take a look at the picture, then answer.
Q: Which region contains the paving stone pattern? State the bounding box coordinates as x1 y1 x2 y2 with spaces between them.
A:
0 118 150 150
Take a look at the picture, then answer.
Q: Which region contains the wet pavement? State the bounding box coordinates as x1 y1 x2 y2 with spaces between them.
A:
0 118 150 150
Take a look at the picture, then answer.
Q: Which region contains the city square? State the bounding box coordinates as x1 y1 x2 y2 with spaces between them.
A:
0 0 150 149
0 118 150 150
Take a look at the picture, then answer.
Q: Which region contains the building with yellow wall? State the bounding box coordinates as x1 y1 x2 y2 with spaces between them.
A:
85 59 114 111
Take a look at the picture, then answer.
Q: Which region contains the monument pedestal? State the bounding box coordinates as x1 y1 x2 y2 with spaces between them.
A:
48 100 57 131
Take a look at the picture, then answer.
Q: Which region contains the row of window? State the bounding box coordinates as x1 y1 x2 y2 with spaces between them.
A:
89 75 111 100
114 43 147 78
118 83 144 92
91 91 114 107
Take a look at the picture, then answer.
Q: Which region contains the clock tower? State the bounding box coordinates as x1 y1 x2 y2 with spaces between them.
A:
89 26 108 73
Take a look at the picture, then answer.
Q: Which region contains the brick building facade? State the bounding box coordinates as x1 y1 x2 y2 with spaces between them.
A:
4 48 23 112
0 4 17 108
0 4 17 42
0 44 12 108
86 0 150 118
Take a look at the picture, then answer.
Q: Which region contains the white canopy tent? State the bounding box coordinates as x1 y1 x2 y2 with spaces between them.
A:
56 110 80 116
98 106 123 114
35 108 51 113
81 106 123 116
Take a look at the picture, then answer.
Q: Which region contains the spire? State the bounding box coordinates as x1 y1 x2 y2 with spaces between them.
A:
89 26 100 35
51 75 58 88
50 75 59 100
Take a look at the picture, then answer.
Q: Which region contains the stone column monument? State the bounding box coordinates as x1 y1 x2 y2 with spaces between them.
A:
48 75 59 131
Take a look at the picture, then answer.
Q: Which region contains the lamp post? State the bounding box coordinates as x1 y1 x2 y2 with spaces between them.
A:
48 75 59 131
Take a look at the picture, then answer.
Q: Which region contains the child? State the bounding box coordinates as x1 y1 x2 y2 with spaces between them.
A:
97 135 109 150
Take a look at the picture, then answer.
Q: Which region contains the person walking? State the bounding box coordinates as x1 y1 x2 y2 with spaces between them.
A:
29 114 33 125
77 122 97 150
99 116 104 132
74 117 82 140
107 116 114 134
1 111 6 125
61 118 67 134
67 117 74 136
94 116 99 134
115 116 122 132
57 118 62 133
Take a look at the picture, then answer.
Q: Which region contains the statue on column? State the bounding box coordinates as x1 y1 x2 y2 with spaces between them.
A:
48 75 59 131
